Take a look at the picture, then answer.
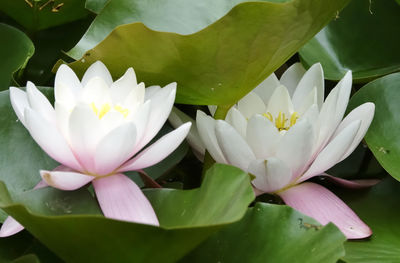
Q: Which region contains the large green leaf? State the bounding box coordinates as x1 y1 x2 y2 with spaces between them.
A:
0 164 254 262
337 178 400 262
66 0 349 105
347 73 400 181
182 203 346 263
0 0 89 31
0 24 34 91
300 0 400 82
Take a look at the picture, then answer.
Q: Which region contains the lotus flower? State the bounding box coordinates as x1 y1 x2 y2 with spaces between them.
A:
0 61 191 237
170 63 375 239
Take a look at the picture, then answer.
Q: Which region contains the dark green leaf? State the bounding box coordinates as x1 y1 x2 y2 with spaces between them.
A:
0 24 34 91
300 0 400 82
0 164 254 262
183 203 346 263
66 0 349 105
347 73 400 181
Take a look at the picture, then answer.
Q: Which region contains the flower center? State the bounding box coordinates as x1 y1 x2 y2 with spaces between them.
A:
263 111 299 131
91 103 130 119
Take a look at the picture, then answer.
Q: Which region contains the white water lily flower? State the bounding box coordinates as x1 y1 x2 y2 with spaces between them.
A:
0 61 191 237
171 63 375 239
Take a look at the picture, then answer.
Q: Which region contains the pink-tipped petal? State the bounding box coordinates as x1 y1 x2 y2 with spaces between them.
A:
279 182 372 239
322 174 380 189
92 174 159 226
119 122 191 172
0 217 24 237
40 170 94 191
9 87 29 127
24 108 82 171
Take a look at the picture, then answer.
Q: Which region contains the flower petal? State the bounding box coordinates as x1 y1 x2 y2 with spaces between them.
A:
246 114 280 159
92 174 159 226
144 85 161 100
215 120 255 172
279 182 372 239
10 87 29 127
110 67 138 103
249 157 292 193
322 174 380 189
276 119 314 180
292 63 324 109
95 122 137 175
266 85 294 117
24 108 82 171
252 73 280 104
40 170 94 191
81 61 113 87
280 62 306 97
237 92 266 119
119 122 191 171
225 107 247 138
55 64 81 105
196 110 227 163
79 77 111 106
26 82 55 124
300 120 361 182
0 217 24 237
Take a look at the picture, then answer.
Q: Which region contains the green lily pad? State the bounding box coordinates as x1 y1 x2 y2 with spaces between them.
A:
300 0 400 82
0 164 255 262
0 24 34 91
85 0 109 14
0 0 89 31
347 73 400 181
66 0 349 105
182 203 346 263
336 178 400 262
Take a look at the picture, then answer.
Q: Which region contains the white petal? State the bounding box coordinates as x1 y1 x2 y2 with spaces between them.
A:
237 92 266 119
246 114 280 159
55 64 81 105
119 122 191 171
24 108 82 171
215 120 255 172
208 105 217 116
225 107 247 138
335 103 375 162
130 100 151 146
40 170 94 191
144 85 161 101
134 83 176 150
79 77 111 105
300 120 361 182
26 82 55 124
9 87 29 127
196 111 227 163
123 82 145 111
280 62 306 97
110 68 138 103
252 73 280 104
249 157 293 193
276 119 314 180
292 63 324 109
95 122 137 175
297 87 318 115
81 61 113 86
266 85 294 117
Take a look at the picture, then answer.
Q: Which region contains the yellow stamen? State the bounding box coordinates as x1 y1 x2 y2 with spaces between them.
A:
290 112 299 127
114 105 130 118
91 102 130 119
263 112 273 122
263 111 299 131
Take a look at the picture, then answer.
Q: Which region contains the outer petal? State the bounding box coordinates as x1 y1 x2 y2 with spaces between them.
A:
168 107 205 157
94 123 137 175
26 82 55 124
196 110 227 163
300 120 361 182
252 73 280 104
279 182 372 239
292 63 324 109
246 114 280 159
276 119 314 180
110 67 138 103
322 174 380 189
144 85 161 101
249 158 292 193
225 107 247 138
237 92 266 119
0 217 24 237
24 108 82 171
40 170 94 191
215 120 255 172
134 83 176 151
55 64 81 105
119 122 191 172
92 174 159 226
81 61 113 86
334 103 375 162
10 87 29 127
280 62 306 96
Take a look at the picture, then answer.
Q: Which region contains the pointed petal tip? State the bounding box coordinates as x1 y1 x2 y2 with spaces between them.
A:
0 217 24 238
40 170 94 191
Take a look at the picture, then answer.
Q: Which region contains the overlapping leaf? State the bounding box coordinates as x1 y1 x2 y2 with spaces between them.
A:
66 0 349 105
300 0 400 82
